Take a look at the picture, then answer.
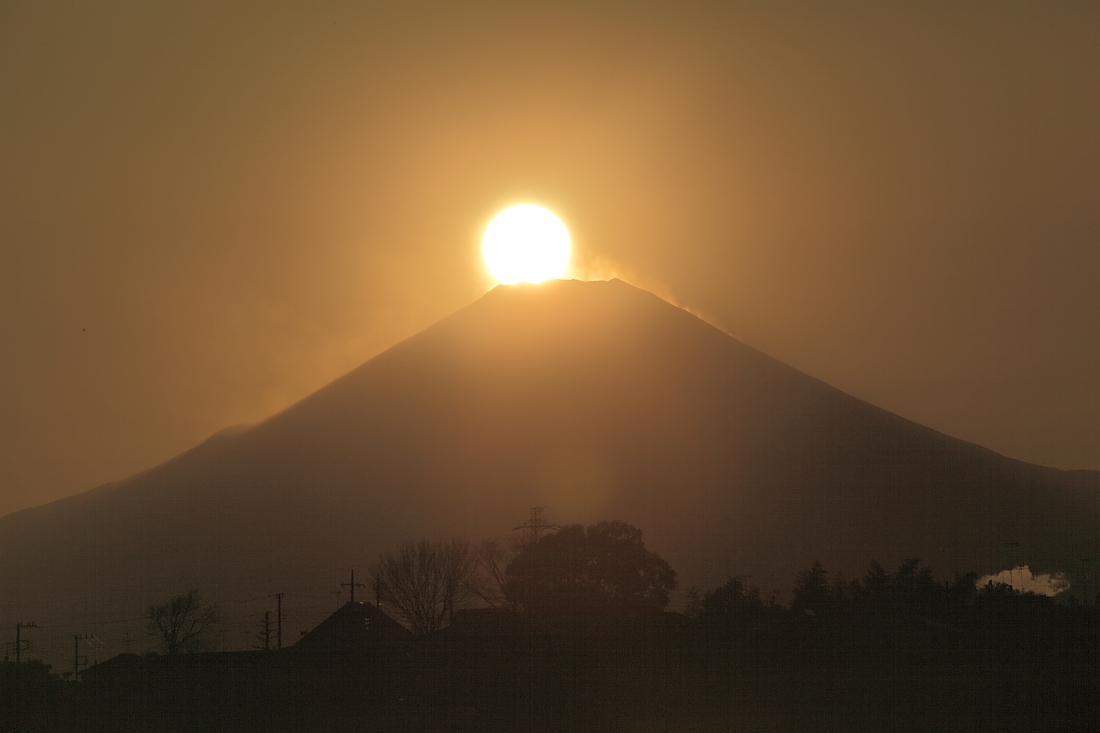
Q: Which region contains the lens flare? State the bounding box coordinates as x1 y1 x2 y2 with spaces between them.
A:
482 205 570 284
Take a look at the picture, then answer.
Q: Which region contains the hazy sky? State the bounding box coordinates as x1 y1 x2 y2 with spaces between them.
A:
2 2 1097 519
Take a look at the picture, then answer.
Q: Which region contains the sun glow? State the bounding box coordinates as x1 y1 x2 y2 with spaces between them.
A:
482 205 571 284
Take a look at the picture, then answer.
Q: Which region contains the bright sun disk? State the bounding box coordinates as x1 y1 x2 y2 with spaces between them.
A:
482 205 570 284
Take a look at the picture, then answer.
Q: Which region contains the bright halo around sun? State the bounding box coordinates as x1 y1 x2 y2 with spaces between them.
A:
482 205 571 284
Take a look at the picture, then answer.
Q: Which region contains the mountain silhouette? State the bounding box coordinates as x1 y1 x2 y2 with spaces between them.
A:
1 279 1096 646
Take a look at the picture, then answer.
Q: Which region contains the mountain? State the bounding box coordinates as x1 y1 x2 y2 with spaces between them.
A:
1 279 1096 661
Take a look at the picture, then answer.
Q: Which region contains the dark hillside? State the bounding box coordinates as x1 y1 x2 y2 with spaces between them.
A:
1 279 1096 663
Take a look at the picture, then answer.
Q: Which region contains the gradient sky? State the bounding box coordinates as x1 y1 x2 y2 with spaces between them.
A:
1 2 1097 519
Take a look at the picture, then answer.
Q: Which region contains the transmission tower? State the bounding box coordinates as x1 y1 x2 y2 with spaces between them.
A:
514 506 560 544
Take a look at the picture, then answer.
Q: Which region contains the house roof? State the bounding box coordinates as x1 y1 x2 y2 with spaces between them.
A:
292 600 412 657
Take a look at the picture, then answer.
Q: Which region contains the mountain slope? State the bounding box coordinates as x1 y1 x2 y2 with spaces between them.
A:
1 279 1096 661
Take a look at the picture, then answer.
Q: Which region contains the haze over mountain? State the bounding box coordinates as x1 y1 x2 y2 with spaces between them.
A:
2 279 1096 663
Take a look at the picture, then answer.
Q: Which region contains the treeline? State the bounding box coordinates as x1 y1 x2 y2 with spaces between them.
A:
689 557 1076 630
366 517 1098 651
363 508 1100 628
675 555 1100 687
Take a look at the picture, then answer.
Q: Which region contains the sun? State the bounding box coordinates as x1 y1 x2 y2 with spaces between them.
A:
482 205 571 284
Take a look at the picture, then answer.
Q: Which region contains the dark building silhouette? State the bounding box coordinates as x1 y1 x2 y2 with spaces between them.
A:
77 600 412 731
292 600 413 659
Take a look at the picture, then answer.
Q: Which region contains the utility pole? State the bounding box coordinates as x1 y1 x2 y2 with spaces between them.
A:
15 621 36 666
14 622 35 733
275 593 284 649
341 570 365 603
255 611 272 651
74 634 94 680
375 574 383 608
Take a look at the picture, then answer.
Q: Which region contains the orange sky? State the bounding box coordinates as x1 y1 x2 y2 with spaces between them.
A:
1 2 1097 518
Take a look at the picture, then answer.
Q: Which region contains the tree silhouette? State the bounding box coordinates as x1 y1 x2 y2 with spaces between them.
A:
502 520 676 618
146 590 220 654
845 558 948 618
373 537 478 634
791 561 831 618
701 577 764 619
474 537 520 609
948 571 980 605
859 560 891 601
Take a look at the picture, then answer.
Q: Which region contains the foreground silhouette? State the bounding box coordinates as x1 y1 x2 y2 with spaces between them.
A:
146 590 220 655
502 520 677 620
5 559 1097 733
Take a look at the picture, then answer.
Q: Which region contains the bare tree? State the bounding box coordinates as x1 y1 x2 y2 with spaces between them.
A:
146 590 221 654
373 538 477 634
474 537 520 609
